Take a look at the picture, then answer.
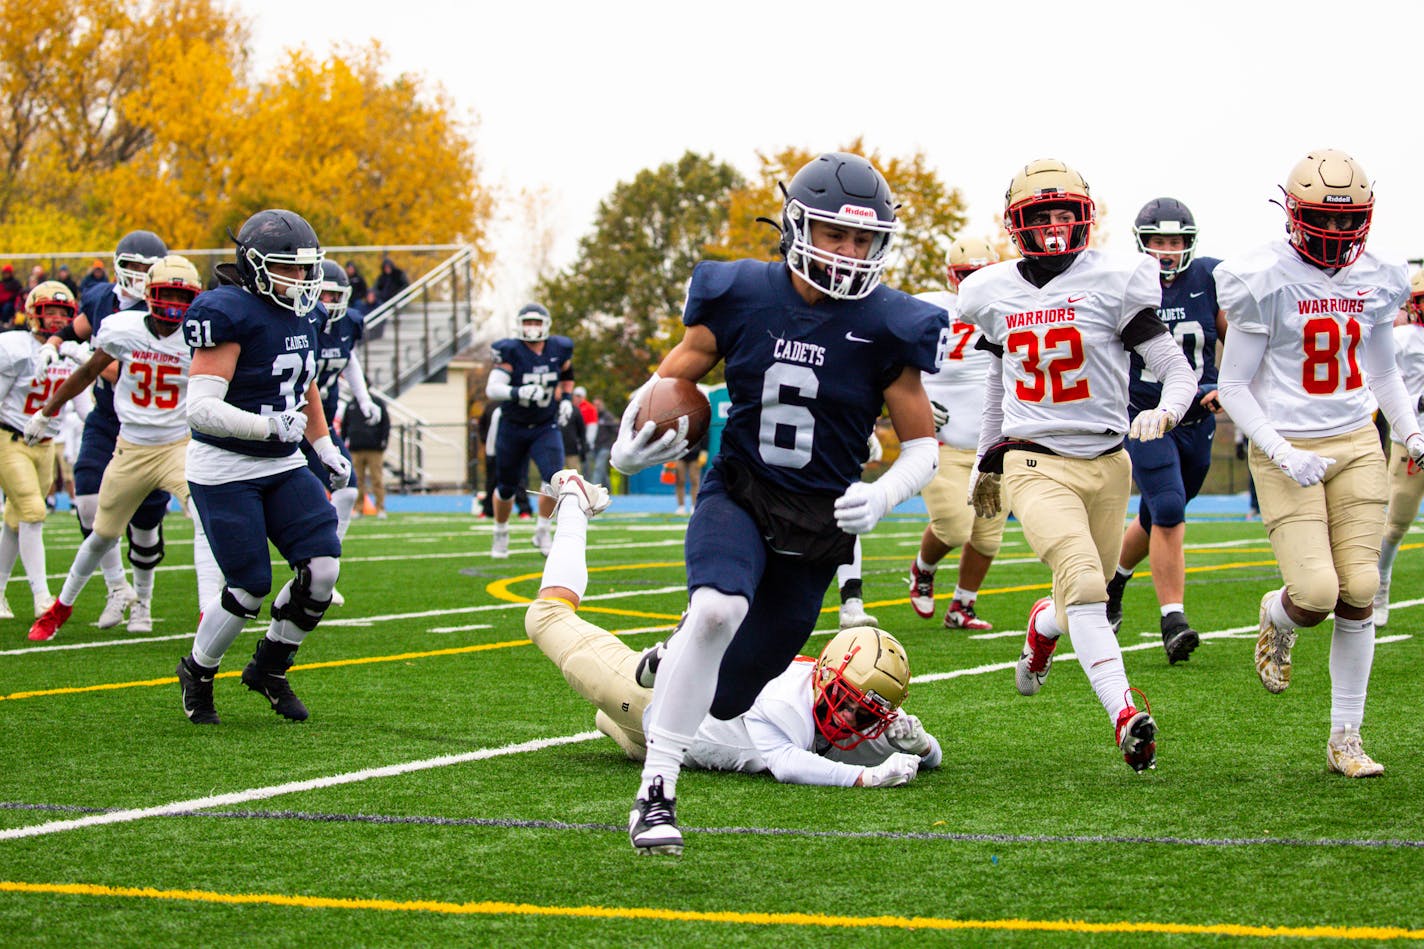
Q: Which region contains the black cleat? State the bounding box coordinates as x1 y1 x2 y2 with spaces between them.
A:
634 641 665 689
1105 571 1130 635
176 656 220 725
1160 611 1200 665
241 638 309 721
629 776 683 855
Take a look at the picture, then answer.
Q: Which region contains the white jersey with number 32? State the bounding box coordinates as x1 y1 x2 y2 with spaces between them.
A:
917 291 992 450
957 249 1162 457
95 311 192 445
1215 240 1409 440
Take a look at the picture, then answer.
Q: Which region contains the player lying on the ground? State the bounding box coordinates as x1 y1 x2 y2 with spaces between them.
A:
525 470 941 800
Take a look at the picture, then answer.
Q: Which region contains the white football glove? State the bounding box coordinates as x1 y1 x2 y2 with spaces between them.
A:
885 712 932 756
515 382 542 405
859 752 921 788
268 410 308 444
557 397 574 426
1128 408 1178 442
970 470 1002 519
929 400 950 430
30 344 60 383
59 340 92 365
834 481 889 535
22 412 52 446
360 401 382 425
320 444 353 491
610 392 688 475
865 431 883 465
1406 432 1424 463
1270 443 1335 487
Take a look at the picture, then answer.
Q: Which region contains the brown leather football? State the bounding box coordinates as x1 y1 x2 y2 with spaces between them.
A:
634 377 710 445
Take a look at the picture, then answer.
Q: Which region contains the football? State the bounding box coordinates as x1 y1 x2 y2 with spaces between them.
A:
635 377 711 446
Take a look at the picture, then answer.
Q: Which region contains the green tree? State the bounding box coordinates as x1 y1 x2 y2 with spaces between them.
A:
536 151 743 409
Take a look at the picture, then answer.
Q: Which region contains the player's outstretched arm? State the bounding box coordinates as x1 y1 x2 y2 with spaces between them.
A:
1363 327 1424 458
36 349 114 419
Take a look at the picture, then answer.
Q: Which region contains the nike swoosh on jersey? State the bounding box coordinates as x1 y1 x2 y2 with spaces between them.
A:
1189 291 1206 298
1067 294 1087 304
1357 288 1373 296
845 332 873 343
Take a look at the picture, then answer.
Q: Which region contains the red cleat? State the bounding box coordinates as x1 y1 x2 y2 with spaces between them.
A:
1115 688 1158 773
28 600 74 642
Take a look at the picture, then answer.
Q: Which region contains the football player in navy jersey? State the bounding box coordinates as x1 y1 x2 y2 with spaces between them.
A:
1105 198 1227 663
483 302 576 559
300 260 382 606
33 230 182 630
611 152 948 855
174 209 351 726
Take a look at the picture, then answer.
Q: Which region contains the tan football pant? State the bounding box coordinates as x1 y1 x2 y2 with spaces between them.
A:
525 597 648 757
922 445 1009 556
1249 424 1386 613
0 436 56 527
93 437 190 539
1003 449 1132 630
1383 447 1424 545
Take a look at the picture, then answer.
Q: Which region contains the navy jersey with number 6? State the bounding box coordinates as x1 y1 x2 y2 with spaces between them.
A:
183 285 318 458
1128 257 1221 422
687 260 947 495
313 309 360 424
490 335 575 426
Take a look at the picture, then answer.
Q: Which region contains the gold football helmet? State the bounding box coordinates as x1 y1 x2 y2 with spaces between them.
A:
812 626 910 750
1407 269 1424 325
946 236 1000 290
1281 149 1373 268
1003 158 1095 258
144 254 203 325
24 280 78 337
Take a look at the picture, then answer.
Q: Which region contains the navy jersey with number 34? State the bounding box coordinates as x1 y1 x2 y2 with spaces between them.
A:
183 285 318 458
687 260 948 495
1128 257 1221 422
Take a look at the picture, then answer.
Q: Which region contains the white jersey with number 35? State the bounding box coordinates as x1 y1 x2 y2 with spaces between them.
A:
958 249 1162 457
95 311 192 445
1215 239 1409 440
917 291 991 450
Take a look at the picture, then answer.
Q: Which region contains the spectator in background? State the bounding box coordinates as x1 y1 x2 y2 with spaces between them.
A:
345 389 392 519
673 433 708 515
574 386 598 478
590 397 617 486
374 257 409 304
54 265 78 296
0 265 22 323
345 262 369 302
80 259 108 293
27 265 47 291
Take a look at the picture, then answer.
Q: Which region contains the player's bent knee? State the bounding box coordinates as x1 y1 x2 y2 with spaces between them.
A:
1058 567 1109 607
1286 574 1341 616
223 587 264 619
686 587 749 640
273 559 337 632
125 523 164 569
1337 566 1380 611
1145 491 1187 529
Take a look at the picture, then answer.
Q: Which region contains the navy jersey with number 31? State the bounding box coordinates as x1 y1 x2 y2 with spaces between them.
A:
183 285 318 458
687 260 948 495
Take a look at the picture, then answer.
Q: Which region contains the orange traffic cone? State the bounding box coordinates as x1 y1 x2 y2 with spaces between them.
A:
362 495 377 516
660 463 676 485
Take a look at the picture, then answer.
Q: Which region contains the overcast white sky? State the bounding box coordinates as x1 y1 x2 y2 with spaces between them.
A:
243 0 1421 313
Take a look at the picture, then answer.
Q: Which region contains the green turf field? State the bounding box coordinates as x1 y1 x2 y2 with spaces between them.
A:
1 508 1421 946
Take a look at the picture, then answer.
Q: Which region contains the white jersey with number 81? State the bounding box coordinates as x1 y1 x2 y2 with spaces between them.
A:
94 310 192 445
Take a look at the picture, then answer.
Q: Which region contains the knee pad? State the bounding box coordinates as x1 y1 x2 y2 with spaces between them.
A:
126 523 164 570
74 495 99 534
272 558 337 632
1144 487 1187 530
1286 571 1342 616
1337 563 1381 611
1056 563 1110 608
686 587 748 642
222 586 264 619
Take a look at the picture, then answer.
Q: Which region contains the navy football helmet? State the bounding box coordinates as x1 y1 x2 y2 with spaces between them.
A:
1133 197 1199 280
114 230 168 296
231 209 324 317
318 259 351 326
517 302 551 342
779 152 898 300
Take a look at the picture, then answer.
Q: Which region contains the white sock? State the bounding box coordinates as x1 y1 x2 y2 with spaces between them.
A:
639 587 747 798
192 587 263 668
18 521 48 600
541 497 588 597
0 524 19 588
1160 602 1184 617
836 538 863 590
189 499 223 609
954 586 977 605
333 487 358 542
1115 565 1134 580
535 515 552 535
1035 597 1066 640
1267 588 1296 632
1378 536 1401 579
1065 602 1131 720
915 555 938 574
101 545 127 589
133 568 154 601
1329 615 1375 730
61 533 117 606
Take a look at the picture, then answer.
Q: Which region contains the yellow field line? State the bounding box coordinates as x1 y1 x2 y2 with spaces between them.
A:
0 880 1418 940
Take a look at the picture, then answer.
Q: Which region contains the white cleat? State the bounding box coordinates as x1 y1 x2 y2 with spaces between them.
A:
550 469 611 517
0 594 13 620
330 588 345 607
838 598 878 629
32 593 55 619
1014 597 1057 696
1372 579 1390 628
1327 726 1384 778
98 583 138 629
491 528 510 559
127 598 152 633
1255 590 1297 694
532 527 552 557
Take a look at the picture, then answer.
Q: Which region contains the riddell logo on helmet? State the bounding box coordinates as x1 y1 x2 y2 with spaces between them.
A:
1322 195 1354 204
837 205 877 221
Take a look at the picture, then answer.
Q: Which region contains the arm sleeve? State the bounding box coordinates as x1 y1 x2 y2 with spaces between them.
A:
872 436 938 508
976 354 1006 458
1215 329 1286 458
187 374 272 441
1365 325 1423 442
341 353 375 410
742 701 864 787
1133 332 1197 420
485 367 513 402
